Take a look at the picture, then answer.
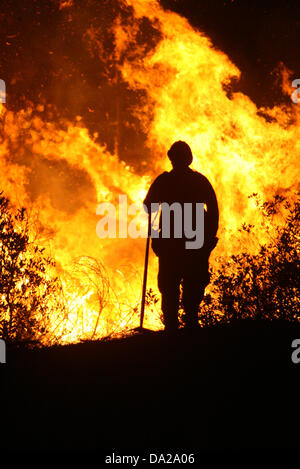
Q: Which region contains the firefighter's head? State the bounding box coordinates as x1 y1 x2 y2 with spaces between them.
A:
167 141 193 169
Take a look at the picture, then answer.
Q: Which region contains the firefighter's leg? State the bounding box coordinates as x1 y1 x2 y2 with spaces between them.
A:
158 256 181 331
182 259 210 328
182 280 205 328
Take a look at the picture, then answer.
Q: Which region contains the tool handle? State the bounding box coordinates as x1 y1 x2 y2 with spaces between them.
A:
140 214 151 329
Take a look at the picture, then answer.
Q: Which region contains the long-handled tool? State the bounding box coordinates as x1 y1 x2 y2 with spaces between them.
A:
131 212 153 334
139 212 151 329
132 208 162 334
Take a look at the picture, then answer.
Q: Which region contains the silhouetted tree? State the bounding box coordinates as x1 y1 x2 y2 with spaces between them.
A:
200 192 300 325
0 194 66 345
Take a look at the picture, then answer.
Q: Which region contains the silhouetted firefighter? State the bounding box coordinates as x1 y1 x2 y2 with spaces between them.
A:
144 141 219 332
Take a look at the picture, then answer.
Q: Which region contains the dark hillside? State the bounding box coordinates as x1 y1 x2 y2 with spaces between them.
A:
1 320 300 449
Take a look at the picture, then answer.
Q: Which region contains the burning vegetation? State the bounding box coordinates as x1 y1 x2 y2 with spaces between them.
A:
0 0 299 345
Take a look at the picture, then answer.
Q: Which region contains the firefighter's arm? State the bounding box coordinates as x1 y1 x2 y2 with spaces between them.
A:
143 173 166 214
206 182 219 238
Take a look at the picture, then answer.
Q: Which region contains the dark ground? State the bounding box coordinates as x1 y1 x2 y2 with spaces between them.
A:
1 319 300 450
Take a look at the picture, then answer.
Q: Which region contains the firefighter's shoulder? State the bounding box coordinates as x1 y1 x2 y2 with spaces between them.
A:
150 171 170 186
191 170 212 187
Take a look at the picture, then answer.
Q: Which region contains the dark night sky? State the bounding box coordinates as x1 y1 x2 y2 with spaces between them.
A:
1 0 300 167
162 0 300 107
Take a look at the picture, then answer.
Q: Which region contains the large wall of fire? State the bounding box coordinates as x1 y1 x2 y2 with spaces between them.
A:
0 0 299 342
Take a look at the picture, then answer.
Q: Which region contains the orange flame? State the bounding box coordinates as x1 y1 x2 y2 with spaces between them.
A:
0 0 299 343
